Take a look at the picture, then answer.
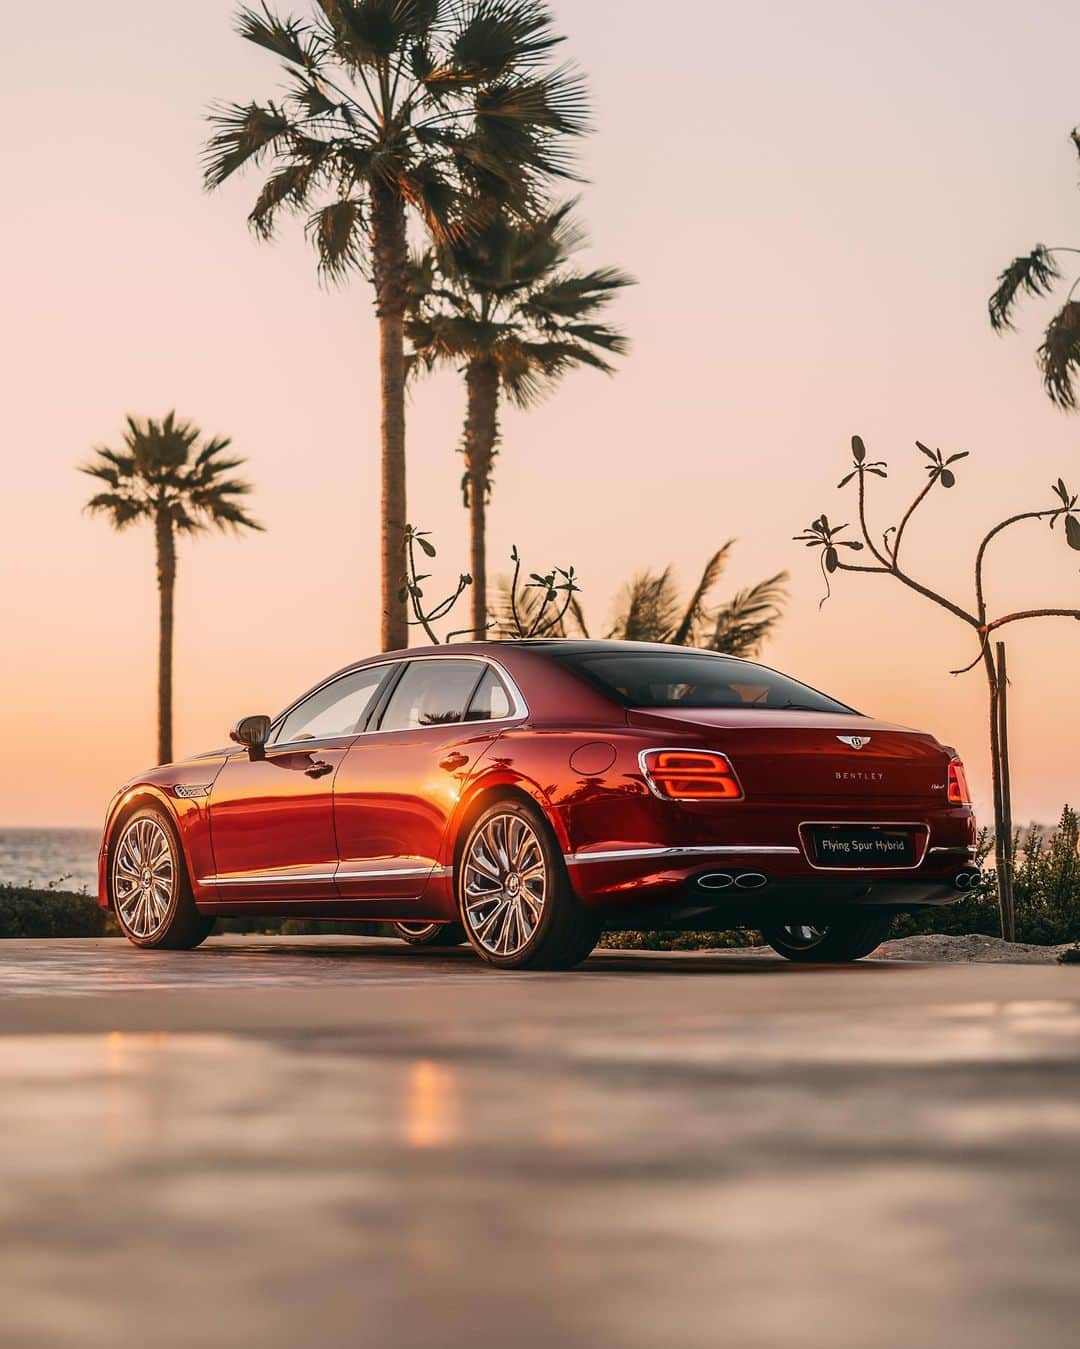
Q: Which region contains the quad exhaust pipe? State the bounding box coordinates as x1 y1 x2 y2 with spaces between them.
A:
696 870 769 892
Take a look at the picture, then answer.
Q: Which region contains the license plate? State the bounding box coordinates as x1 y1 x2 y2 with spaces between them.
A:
808 826 916 868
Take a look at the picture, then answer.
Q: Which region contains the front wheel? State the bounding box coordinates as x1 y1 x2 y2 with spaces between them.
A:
457 799 600 970
110 807 215 950
761 912 893 963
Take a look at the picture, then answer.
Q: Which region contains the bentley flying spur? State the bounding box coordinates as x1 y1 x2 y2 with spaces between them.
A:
98 641 977 968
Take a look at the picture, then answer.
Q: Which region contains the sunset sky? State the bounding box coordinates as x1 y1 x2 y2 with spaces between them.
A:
3 0 1079 828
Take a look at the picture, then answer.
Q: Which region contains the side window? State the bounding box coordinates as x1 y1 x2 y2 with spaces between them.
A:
465 666 513 722
378 660 485 732
273 665 393 744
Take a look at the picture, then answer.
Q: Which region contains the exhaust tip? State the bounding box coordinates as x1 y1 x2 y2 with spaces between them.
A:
734 871 769 890
954 869 981 891
696 872 734 891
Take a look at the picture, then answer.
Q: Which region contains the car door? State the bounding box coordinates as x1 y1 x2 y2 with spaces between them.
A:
333 658 521 902
205 663 396 900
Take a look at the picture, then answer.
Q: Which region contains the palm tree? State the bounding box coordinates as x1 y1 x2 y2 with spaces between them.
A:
988 128 1080 409
406 200 631 635
493 542 788 656
203 1 587 650
605 545 788 656
81 414 262 764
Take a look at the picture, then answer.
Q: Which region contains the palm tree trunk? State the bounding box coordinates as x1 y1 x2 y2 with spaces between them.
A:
155 509 175 765
370 183 409 652
463 359 500 637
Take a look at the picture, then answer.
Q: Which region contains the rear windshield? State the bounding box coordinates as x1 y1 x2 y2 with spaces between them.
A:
554 649 855 714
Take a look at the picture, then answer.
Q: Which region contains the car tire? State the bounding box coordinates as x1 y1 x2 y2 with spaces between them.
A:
110 806 216 950
391 921 467 947
457 798 600 971
761 911 894 963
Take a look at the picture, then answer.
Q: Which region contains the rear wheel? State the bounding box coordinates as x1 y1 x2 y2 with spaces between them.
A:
762 912 893 963
457 799 600 970
392 921 466 947
110 807 215 950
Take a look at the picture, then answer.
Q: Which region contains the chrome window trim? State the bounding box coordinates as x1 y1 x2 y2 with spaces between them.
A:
637 747 744 803
268 661 401 749
370 653 528 733
267 653 528 750
566 844 800 865
797 820 932 872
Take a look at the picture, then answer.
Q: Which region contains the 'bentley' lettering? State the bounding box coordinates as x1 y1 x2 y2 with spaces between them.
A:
834 770 884 782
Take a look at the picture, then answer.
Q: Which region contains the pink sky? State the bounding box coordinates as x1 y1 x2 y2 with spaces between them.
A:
3 0 1079 828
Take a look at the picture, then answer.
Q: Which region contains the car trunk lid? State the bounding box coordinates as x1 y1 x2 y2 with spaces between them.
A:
627 707 951 803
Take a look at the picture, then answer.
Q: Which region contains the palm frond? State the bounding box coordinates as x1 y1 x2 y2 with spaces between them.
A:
521 266 634 322
671 544 733 646
82 492 149 529
203 101 294 189
237 3 322 69
707 572 789 658
306 198 366 280
562 322 629 355
607 568 681 643
1038 300 1080 409
988 245 1060 332
250 155 328 238
448 1 565 82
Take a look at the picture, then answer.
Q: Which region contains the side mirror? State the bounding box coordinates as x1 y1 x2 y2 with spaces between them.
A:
230 714 271 760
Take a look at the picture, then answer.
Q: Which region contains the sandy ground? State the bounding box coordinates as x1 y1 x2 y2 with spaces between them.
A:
0 936 1077 1349
877 932 1076 963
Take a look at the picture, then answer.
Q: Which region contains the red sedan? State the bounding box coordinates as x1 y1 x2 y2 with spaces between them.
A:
98 641 976 968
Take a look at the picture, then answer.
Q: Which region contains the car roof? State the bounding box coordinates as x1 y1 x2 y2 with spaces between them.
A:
491 639 750 661
347 638 753 664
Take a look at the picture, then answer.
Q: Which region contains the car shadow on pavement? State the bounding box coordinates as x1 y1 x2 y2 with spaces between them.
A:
202 937 908 976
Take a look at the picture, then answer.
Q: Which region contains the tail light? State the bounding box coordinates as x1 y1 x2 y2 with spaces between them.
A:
948 758 971 805
640 749 743 801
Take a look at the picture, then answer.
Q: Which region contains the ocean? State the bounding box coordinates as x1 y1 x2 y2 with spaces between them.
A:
0 829 102 893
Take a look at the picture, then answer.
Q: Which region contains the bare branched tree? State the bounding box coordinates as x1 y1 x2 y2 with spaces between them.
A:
796 434 1080 939
402 526 578 644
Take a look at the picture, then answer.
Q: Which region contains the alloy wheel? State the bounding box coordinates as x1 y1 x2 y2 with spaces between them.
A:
778 923 829 950
462 812 547 958
113 816 175 940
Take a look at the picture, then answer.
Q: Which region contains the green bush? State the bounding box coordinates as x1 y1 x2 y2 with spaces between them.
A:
897 806 1080 945
0 885 116 938
600 928 760 951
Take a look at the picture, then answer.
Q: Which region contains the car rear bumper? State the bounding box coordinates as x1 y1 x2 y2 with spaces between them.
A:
590 875 966 931
565 846 977 922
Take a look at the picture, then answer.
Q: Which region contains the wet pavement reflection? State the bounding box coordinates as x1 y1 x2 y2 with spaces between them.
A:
0 937 1078 1348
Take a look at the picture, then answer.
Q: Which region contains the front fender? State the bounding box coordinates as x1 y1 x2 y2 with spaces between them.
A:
97 768 221 910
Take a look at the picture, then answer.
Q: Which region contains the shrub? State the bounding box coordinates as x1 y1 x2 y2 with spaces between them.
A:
0 885 115 938
600 928 760 951
895 806 1080 945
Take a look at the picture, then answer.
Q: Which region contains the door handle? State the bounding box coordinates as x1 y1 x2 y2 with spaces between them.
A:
305 760 334 779
440 752 469 772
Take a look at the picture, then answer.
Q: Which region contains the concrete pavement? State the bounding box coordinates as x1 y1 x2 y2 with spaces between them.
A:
1 936 1078 1348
